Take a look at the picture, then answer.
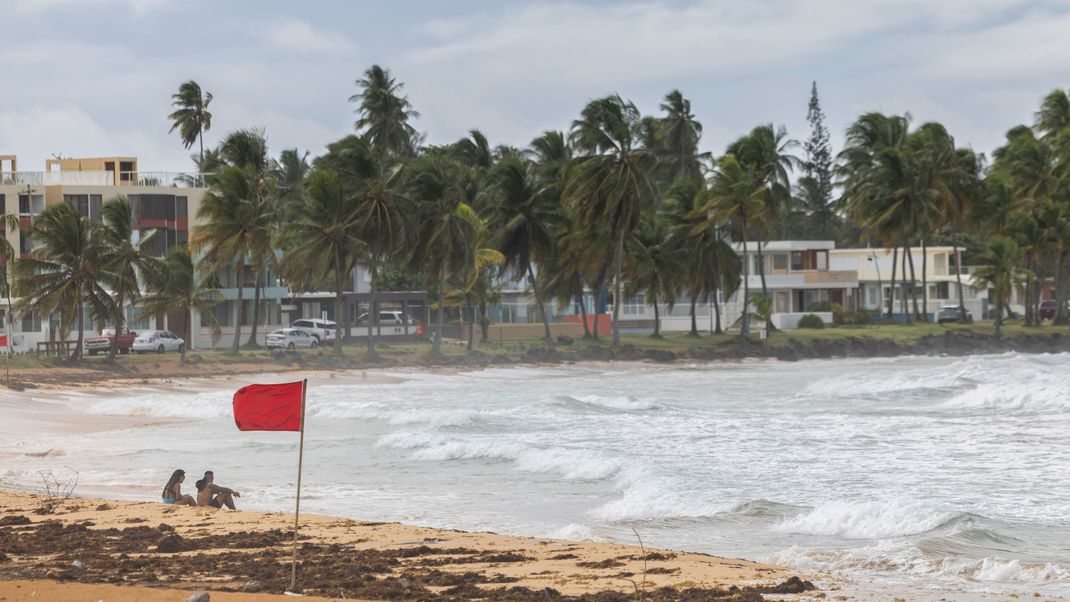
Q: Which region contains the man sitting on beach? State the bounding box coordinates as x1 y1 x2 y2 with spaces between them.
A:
195 470 240 510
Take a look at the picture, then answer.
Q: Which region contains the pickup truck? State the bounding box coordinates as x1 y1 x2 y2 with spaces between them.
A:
85 328 138 355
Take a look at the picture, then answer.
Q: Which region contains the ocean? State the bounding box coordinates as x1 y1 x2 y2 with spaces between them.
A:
4 353 1069 596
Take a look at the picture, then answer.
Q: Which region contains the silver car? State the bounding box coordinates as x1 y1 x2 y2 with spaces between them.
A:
266 328 318 350
131 330 185 354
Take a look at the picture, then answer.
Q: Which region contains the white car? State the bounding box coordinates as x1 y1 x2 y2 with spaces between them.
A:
131 330 185 354
266 328 319 350
289 319 336 342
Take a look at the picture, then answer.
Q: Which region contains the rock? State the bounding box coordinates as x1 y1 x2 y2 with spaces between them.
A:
642 349 676 362
45 568 72 580
156 533 185 553
157 522 175 532
0 552 9 562
241 580 262 593
556 335 574 345
71 560 85 571
399 577 412 589
0 515 31 526
95 503 112 511
186 593 211 602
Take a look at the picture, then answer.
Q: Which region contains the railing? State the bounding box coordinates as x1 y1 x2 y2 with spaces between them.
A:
1 171 210 188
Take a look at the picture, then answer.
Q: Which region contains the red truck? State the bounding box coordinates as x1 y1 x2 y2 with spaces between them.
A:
84 328 139 355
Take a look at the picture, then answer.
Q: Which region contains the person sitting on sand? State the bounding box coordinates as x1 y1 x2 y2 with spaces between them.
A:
195 470 240 510
161 469 197 506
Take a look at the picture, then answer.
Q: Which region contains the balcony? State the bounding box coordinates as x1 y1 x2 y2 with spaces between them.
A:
1 171 209 188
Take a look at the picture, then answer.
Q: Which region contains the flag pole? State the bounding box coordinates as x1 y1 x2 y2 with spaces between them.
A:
288 379 307 593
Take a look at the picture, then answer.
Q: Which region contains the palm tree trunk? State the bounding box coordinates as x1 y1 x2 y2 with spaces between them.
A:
232 263 244 354
368 257 378 356
888 245 899 320
713 291 723 334
651 292 660 337
75 293 84 361
1024 255 1034 326
111 295 124 359
612 230 624 346
995 299 1004 337
740 232 751 337
901 242 913 324
921 239 929 322
1055 251 1069 325
688 293 698 336
954 239 968 322
756 239 771 330
577 289 591 338
479 300 490 342
466 303 474 352
333 247 345 355
592 274 604 341
182 307 191 363
528 264 552 341
246 271 263 347
907 244 921 321
198 127 205 180
433 269 446 354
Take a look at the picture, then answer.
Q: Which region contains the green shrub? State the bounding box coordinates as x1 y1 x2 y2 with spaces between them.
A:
797 314 826 329
843 309 877 325
808 301 845 325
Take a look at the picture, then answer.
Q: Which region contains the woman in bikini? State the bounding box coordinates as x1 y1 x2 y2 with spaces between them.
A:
161 469 197 506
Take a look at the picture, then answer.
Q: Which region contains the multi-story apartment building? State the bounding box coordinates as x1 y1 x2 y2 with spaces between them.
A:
0 155 212 352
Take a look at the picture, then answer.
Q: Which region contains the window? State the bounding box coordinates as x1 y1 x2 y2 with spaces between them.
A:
19 231 30 255
772 254 788 271
176 196 188 219
0 194 5 214
119 161 134 182
21 311 41 332
90 195 102 223
790 252 803 271
816 251 828 271
213 302 232 327
622 293 646 315
64 194 90 218
18 194 30 214
139 194 176 220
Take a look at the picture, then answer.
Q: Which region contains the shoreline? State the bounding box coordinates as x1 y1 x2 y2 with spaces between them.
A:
3 328 1070 391
0 490 814 601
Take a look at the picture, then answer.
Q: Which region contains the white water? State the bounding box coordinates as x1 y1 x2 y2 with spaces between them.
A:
3 354 1070 596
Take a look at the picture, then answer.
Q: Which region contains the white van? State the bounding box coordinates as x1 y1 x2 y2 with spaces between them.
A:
289 318 336 342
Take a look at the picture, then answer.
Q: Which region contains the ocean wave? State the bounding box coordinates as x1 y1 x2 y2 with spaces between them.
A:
768 541 1070 587
82 391 233 420
590 478 730 522
941 379 1070 412
771 499 957 539
378 431 626 481
549 394 664 413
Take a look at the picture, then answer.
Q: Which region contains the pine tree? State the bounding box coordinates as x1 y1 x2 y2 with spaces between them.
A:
799 81 836 239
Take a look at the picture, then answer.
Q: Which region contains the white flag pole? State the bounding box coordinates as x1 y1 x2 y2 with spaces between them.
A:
288 379 308 593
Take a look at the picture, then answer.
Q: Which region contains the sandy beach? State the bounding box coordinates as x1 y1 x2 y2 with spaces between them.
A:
0 490 815 600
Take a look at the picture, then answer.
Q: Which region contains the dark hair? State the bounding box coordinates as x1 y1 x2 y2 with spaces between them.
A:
195 470 213 492
162 469 184 499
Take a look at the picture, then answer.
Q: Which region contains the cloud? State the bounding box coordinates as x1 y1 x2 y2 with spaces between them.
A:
10 0 171 16
261 18 355 54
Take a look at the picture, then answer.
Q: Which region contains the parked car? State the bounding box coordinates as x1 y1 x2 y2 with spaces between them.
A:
266 328 319 350
937 305 972 324
1038 300 1059 320
289 318 336 342
85 328 138 355
131 330 185 354
356 311 425 337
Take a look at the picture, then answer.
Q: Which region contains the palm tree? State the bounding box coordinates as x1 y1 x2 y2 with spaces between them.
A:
700 155 765 337
281 169 364 354
351 150 407 357
349 65 421 158
168 80 213 176
98 196 157 359
218 128 276 345
839 112 913 321
626 214 681 337
0 213 19 380
485 157 560 340
567 95 657 346
141 246 222 362
192 166 268 353
1035 88 1070 141
14 203 113 361
972 236 1029 337
657 90 708 183
406 156 481 354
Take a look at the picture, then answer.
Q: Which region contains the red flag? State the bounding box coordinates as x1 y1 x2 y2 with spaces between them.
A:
233 381 304 431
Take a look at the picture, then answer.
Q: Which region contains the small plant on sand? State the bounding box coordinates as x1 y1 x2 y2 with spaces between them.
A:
34 468 79 515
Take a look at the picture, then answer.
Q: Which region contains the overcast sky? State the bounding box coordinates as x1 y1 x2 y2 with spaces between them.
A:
3 0 1067 173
